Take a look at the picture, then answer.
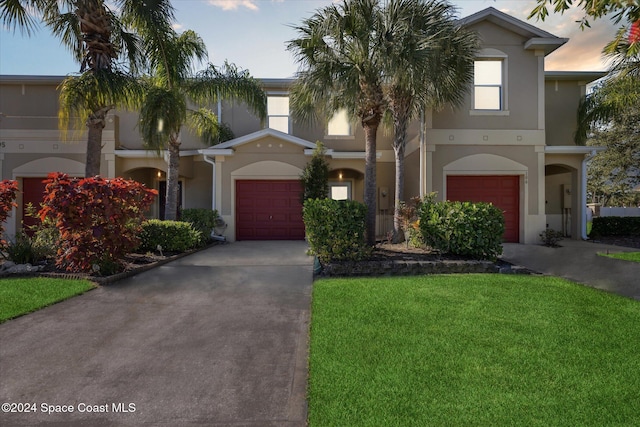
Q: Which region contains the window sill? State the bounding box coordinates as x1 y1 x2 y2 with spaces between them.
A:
469 110 510 116
324 135 355 140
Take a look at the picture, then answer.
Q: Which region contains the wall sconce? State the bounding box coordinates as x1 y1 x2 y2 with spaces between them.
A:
338 172 343 180
157 171 162 178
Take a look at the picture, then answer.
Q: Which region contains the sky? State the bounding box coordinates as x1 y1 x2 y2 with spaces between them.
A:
0 0 616 78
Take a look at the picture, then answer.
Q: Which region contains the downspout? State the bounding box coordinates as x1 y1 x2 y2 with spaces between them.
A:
203 155 216 212
581 150 597 240
419 110 425 197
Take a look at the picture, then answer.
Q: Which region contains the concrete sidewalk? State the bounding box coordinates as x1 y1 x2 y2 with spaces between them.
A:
0 241 313 426
502 240 640 300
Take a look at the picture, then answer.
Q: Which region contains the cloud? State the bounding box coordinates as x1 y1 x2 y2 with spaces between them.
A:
207 0 260 11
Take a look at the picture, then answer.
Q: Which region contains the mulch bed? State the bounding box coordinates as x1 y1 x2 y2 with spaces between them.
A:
589 236 640 249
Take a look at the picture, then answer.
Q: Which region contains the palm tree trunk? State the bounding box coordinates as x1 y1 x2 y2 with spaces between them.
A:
393 143 406 243
164 136 181 221
392 104 410 243
363 122 378 246
85 107 110 177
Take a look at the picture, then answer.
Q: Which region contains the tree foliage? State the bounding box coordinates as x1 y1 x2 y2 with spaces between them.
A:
583 75 640 206
39 172 157 273
288 0 386 246
0 180 19 247
300 142 330 202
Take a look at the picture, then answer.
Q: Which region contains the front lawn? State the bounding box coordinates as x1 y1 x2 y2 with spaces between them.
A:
599 251 640 263
309 275 640 426
0 277 95 323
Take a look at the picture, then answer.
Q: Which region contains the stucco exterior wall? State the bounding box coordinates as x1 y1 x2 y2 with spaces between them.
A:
545 80 583 146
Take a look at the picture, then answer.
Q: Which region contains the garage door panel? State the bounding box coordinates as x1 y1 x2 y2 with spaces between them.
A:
447 175 519 243
236 180 305 240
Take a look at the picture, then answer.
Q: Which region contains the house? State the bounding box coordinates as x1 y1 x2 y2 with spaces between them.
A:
0 7 605 243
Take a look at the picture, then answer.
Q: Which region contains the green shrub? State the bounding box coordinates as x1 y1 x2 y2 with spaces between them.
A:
418 195 504 260
4 232 44 265
180 208 219 245
303 199 372 263
590 216 640 237
139 220 202 253
540 228 564 247
300 142 330 202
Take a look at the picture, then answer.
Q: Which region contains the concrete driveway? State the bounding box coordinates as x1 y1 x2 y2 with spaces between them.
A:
502 239 640 300
0 241 313 426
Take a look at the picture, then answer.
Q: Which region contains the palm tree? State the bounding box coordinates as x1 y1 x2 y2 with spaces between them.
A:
288 0 386 246
383 0 478 240
2 0 173 177
137 28 266 220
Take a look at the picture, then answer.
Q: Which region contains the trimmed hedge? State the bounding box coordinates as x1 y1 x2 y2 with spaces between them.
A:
303 198 371 263
180 208 219 245
418 197 505 260
139 220 202 253
590 216 640 237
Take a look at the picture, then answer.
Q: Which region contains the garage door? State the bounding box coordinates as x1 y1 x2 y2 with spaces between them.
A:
236 180 305 240
22 177 48 234
447 175 520 243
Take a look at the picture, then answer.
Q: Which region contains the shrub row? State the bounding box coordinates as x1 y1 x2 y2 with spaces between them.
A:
139 219 202 253
418 195 505 261
303 198 371 264
590 216 640 237
180 208 219 245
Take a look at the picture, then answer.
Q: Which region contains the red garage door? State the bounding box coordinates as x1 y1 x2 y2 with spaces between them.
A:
236 180 305 240
22 177 48 234
447 175 520 243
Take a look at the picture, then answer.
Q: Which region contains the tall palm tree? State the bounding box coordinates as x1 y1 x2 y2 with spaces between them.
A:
2 0 173 177
383 0 478 240
137 28 266 220
288 0 387 246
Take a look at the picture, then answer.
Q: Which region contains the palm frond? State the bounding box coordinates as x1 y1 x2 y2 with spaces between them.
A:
0 0 48 35
187 61 267 121
186 107 230 146
45 11 82 64
138 86 186 152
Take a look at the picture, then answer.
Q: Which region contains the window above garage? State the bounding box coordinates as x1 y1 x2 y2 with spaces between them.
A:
267 95 290 133
471 49 509 116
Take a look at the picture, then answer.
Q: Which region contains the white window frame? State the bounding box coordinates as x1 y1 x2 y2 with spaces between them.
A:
471 49 509 116
326 109 354 138
328 181 352 201
267 93 290 133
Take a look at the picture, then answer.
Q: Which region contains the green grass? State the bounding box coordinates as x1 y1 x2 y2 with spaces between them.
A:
0 277 95 323
309 275 640 427
599 251 640 263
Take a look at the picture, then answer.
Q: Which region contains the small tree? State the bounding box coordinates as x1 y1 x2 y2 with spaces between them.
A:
39 173 157 273
0 180 18 247
300 141 330 202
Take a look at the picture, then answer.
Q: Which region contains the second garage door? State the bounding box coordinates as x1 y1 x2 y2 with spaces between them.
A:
236 180 305 240
447 175 520 243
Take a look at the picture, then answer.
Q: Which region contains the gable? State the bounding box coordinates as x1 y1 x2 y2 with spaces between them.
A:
460 7 567 55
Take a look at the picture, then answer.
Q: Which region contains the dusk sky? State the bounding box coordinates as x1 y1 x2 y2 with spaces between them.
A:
0 0 615 78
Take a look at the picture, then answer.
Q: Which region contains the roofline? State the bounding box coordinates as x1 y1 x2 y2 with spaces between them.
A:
211 128 317 150
0 75 66 84
459 7 567 55
459 7 557 39
545 146 606 154
545 71 607 83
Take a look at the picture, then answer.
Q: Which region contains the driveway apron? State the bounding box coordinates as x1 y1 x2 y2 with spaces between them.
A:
502 240 640 300
0 241 313 426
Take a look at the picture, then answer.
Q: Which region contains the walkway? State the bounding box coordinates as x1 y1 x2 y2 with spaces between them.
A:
0 241 313 426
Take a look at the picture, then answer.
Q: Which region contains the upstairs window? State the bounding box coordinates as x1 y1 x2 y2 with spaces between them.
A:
327 109 352 137
474 60 503 110
267 95 289 133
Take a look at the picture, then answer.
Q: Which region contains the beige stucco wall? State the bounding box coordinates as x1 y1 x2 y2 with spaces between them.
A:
545 80 584 146
432 20 540 131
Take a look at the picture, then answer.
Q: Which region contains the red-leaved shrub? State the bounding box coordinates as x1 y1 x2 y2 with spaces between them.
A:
39 173 157 273
0 180 18 246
